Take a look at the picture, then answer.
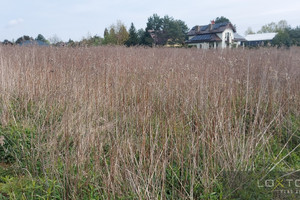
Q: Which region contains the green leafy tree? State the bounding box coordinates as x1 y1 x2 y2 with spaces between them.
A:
137 28 145 44
35 34 47 42
272 30 291 47
103 21 128 45
165 18 188 45
86 35 103 46
147 14 163 31
141 14 188 46
103 27 117 45
104 28 109 37
269 26 300 47
91 35 103 46
140 30 153 46
48 34 62 45
2 39 13 45
79 35 102 47
67 39 76 47
258 20 289 33
35 34 50 44
108 27 117 44
258 22 277 33
215 16 231 24
103 28 109 45
15 35 33 44
126 23 139 46
245 27 255 35
140 14 162 46
288 26 300 46
117 24 129 45
277 20 289 31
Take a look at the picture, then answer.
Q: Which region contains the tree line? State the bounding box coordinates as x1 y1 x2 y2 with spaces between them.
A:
245 20 300 47
99 14 190 47
1 14 299 48
1 14 190 48
1 15 231 47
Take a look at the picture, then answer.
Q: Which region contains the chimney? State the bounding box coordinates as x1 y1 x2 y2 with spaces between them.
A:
210 20 215 30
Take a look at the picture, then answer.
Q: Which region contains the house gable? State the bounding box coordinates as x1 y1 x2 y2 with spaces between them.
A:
186 22 236 49
187 22 236 36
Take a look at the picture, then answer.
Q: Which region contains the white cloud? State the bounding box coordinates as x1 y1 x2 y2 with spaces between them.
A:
6 18 24 28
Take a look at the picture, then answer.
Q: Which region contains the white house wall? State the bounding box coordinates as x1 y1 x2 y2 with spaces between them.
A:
188 42 222 49
188 43 209 49
216 33 223 45
218 28 234 48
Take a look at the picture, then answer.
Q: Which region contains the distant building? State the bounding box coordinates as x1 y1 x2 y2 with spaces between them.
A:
233 33 246 47
242 33 277 47
186 21 236 49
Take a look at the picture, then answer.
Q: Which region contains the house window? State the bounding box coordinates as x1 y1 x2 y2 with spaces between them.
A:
225 32 230 39
225 32 231 45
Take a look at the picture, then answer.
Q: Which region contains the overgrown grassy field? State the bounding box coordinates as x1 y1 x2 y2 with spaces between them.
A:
0 46 299 199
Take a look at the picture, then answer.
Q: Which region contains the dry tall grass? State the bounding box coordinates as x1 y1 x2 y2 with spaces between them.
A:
0 46 299 199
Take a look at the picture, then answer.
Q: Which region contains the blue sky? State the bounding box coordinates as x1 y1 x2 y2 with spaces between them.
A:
1 0 300 42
